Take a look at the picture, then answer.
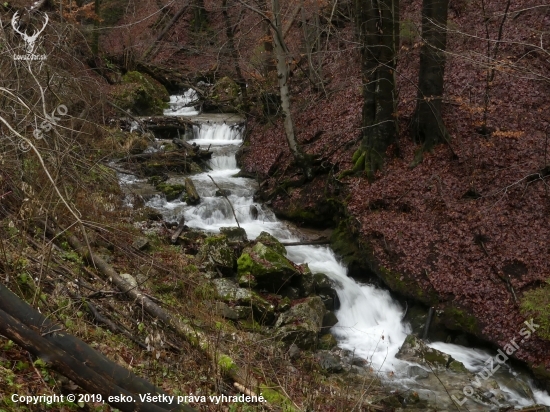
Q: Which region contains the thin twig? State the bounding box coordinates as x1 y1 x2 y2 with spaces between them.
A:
207 175 240 228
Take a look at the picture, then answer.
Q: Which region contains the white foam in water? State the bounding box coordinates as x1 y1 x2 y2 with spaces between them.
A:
143 97 550 410
164 89 200 116
285 246 411 372
191 123 242 145
209 155 237 171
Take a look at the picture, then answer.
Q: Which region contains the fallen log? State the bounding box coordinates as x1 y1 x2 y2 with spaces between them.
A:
0 284 194 412
0 308 149 412
185 177 200 205
171 216 186 244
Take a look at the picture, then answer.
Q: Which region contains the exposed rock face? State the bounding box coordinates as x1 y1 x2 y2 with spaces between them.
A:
212 278 275 324
220 226 247 244
275 296 326 349
396 335 521 410
255 231 286 255
237 242 299 292
396 334 461 372
112 71 169 116
198 235 236 276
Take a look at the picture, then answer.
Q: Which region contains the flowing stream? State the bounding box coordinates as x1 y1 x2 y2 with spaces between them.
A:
121 94 550 411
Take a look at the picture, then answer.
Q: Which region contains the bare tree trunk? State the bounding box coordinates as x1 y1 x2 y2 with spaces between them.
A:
271 0 309 176
413 0 450 151
192 0 208 32
262 0 276 75
354 0 400 178
301 0 316 82
222 0 247 99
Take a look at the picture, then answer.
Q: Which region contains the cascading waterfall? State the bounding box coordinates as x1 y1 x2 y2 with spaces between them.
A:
137 102 550 411
164 90 200 116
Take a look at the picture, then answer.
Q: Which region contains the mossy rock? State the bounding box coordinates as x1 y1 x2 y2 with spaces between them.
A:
318 333 338 350
220 226 248 244
275 296 326 349
237 242 299 292
520 279 550 341
212 278 275 324
299 270 314 296
111 71 169 116
436 304 481 336
255 231 286 255
198 235 236 276
396 334 460 371
156 183 185 201
378 265 438 305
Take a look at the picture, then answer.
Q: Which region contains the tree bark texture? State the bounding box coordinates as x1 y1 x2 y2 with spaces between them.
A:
192 0 208 32
0 284 194 412
354 0 399 178
271 0 310 177
222 0 247 98
413 0 450 150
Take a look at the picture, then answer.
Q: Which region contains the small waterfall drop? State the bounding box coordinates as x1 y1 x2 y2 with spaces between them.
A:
164 89 200 116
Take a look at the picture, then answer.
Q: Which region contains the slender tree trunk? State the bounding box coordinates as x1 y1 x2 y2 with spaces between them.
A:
354 0 399 178
413 0 450 150
271 0 310 176
192 0 207 32
143 2 189 60
92 0 101 55
262 0 275 75
222 0 247 100
301 0 315 81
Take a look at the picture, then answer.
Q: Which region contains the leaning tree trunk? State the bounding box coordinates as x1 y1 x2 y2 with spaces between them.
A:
0 284 194 412
413 0 450 151
353 0 400 179
271 0 311 178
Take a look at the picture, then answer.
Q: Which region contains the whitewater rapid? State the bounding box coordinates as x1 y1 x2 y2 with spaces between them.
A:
124 94 550 410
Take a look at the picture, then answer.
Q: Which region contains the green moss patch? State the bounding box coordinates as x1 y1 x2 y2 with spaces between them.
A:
520 279 550 341
111 71 169 116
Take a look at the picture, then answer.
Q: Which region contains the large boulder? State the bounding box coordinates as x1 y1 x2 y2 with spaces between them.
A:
209 76 242 112
313 273 340 310
112 71 169 116
198 235 236 276
396 334 462 372
237 242 299 292
212 278 275 324
220 227 248 244
255 231 286 255
396 335 513 410
275 296 326 349
299 270 340 310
